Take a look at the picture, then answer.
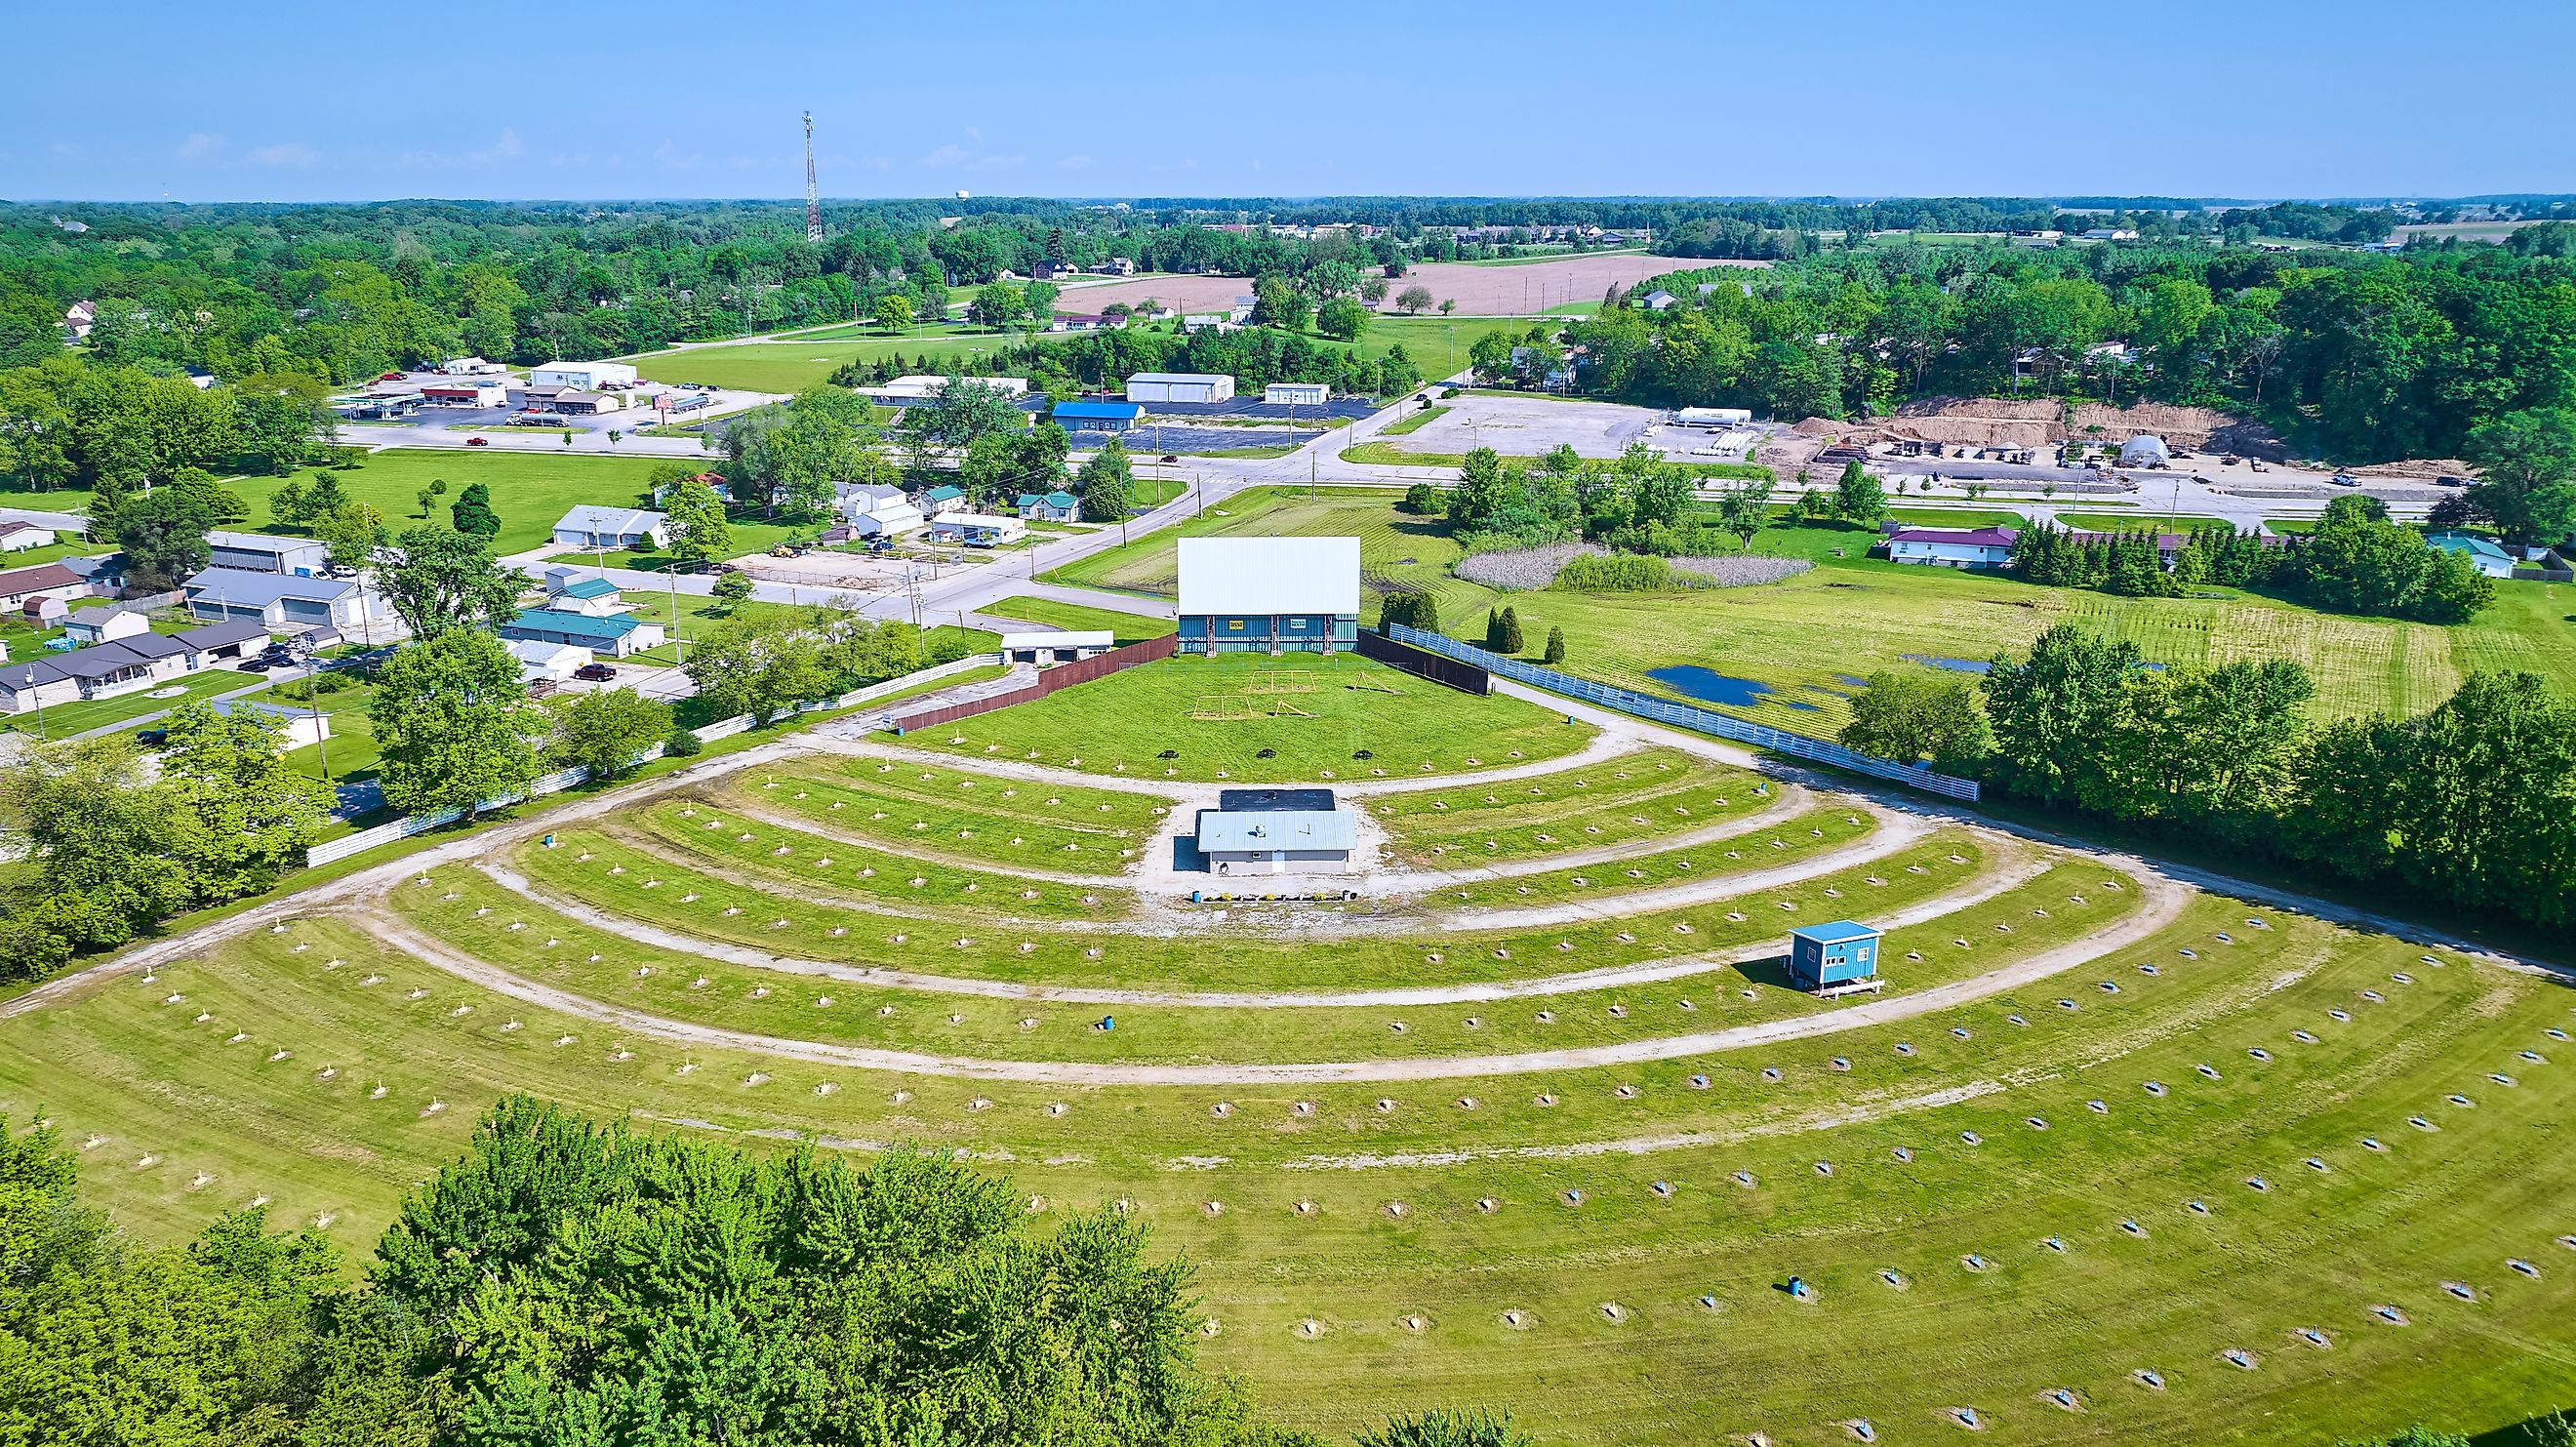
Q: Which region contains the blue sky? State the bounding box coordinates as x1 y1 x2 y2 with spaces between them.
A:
7 0 2571 203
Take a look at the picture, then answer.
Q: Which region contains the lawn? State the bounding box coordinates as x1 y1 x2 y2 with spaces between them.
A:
0 663 256 740
979 594 1176 641
1046 486 2576 729
226 449 673 555
1366 746 1761 864
631 333 1019 393
7 858 2570 1446
895 652 1596 784
1378 405 1450 437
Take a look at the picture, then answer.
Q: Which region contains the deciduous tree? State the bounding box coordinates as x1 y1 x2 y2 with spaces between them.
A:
369 629 544 818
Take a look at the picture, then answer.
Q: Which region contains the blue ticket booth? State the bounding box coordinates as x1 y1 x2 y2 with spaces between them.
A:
1789 920 1883 989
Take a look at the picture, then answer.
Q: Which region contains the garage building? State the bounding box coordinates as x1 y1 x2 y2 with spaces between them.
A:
529 361 639 391
1194 787 1356 875
1126 372 1236 405
1265 382 1329 406
1176 536 1359 655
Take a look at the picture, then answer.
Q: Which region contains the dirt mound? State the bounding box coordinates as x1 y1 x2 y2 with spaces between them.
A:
2358 457 2472 480
1792 417 1845 436
1891 417 2059 449
1894 396 2065 422
2067 403 2284 459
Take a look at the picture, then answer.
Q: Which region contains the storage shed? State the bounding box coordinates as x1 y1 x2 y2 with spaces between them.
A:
1788 920 1883 991
1126 372 1236 405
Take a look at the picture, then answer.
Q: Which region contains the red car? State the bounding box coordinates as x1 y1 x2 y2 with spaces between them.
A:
379 371 405 381
466 436 489 446
574 662 618 682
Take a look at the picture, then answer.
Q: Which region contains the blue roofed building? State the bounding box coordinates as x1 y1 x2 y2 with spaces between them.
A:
1052 399 1142 433
499 607 667 659
1016 490 1082 523
2424 531 2517 579
1788 920 1884 992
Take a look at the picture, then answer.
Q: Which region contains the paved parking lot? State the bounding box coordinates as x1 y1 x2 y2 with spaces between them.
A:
1070 425 1310 455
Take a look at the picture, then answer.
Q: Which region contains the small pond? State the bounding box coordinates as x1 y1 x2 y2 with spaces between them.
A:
1648 665 1779 708
1901 653 1992 675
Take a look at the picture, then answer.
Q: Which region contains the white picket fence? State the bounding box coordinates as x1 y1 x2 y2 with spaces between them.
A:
302 654 996 867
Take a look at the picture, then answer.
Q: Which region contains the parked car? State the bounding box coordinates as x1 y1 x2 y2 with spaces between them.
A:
2331 472 2358 487
2436 474 2467 487
573 663 618 682
466 435 490 446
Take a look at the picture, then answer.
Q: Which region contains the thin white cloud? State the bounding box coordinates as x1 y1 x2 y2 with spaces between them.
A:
398 129 527 171
653 140 703 171
175 132 224 163
1056 154 1095 171
921 143 972 168
246 141 320 168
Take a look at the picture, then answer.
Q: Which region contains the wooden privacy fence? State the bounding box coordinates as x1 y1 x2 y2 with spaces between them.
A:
1384 624 1981 801
1354 627 1491 695
888 633 1179 734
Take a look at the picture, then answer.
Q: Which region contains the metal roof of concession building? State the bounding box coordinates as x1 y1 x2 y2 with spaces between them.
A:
1195 808 1356 854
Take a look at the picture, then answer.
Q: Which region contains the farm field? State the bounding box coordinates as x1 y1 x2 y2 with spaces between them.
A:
1046 487 2576 731
1065 255 1707 320
4 680 2571 1447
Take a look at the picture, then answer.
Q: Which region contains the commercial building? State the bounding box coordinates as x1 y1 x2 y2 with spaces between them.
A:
1125 372 1236 405
499 608 665 659
1788 921 1884 992
998 630 1114 666
1176 536 1360 656
927 512 1026 546
1883 526 2019 569
182 569 389 636
419 379 508 407
837 483 923 539
1264 382 1330 407
866 375 1029 402
1193 787 1356 875
551 506 668 551
1052 400 1142 433
528 361 639 391
206 530 331 577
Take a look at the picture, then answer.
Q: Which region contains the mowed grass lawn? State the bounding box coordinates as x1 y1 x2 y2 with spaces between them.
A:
979 594 1176 641
5 890 2572 1444
232 450 669 554
896 652 1595 783
1048 487 2576 730
632 332 1019 393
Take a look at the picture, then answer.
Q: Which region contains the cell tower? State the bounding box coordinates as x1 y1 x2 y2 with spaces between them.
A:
802 110 822 243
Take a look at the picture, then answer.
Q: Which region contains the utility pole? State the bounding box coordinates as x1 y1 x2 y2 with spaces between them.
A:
302 654 332 783
803 111 823 244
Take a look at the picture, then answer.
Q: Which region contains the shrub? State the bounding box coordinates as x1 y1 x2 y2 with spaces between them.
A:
1398 482 1444 515
664 727 704 758
1498 606 1525 654
1542 626 1566 663
1553 552 1675 591
1378 592 1440 633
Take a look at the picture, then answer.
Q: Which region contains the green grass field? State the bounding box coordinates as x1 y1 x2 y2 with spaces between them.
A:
632 334 1020 393
980 593 1177 640
0 663 255 740
220 449 673 556
1042 487 2576 729
7 798 2570 1446
897 652 1595 784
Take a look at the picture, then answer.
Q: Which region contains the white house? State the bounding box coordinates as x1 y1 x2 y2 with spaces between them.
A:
0 520 54 553
206 530 331 577
836 483 924 539
211 699 333 751
2425 532 2517 579
0 561 87 612
551 505 668 551
529 360 640 391
543 567 632 618
506 637 594 684
1884 526 2019 569
59 608 150 647
1126 372 1235 404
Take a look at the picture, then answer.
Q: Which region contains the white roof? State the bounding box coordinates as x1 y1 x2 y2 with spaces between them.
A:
507 638 590 666
555 505 666 535
206 529 323 553
1128 372 1232 384
1000 630 1113 651
1178 537 1360 617
939 512 1022 529
1196 808 1356 854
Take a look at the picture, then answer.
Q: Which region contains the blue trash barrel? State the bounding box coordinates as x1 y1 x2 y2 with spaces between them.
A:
1101 1015 1115 1031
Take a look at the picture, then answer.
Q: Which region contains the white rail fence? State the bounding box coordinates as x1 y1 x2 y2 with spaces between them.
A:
1384 624 1981 801
302 654 996 867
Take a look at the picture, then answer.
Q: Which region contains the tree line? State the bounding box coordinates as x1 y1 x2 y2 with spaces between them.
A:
0 1093 1528 1446
1841 624 2576 931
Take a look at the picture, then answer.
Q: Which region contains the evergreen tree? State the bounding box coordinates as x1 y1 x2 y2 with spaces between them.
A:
1498 606 1525 654
1542 625 1566 663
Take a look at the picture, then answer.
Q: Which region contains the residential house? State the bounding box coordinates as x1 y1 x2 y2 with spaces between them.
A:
2425 531 2517 578
1015 491 1081 524
59 608 151 647
543 567 632 617
551 505 668 551
835 483 924 539
206 530 331 577
210 699 333 750
172 619 271 663
0 520 54 553
506 637 593 684
650 472 733 505
0 631 201 714
1088 258 1136 276
915 484 967 517
0 561 86 612
181 568 391 637
1883 526 2020 569
498 608 666 659
1640 289 1677 310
